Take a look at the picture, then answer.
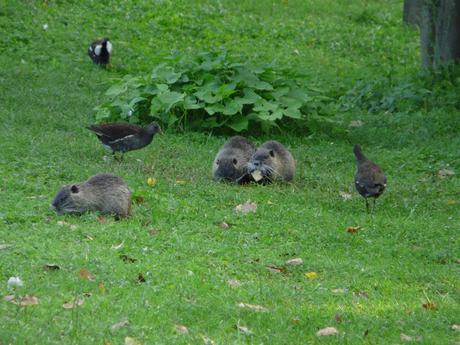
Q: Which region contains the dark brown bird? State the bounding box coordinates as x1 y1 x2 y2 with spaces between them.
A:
88 38 112 65
87 122 161 158
353 144 387 212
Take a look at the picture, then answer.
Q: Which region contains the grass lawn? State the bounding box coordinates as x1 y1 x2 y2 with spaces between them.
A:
0 0 459 344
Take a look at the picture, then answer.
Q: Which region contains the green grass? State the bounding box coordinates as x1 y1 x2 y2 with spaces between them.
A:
0 0 459 344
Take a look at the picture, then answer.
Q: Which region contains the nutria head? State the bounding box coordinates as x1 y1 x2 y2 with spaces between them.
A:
213 151 244 182
51 184 85 214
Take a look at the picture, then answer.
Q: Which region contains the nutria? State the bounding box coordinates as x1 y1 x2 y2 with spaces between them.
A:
238 140 295 184
51 173 131 217
353 144 387 212
212 136 256 182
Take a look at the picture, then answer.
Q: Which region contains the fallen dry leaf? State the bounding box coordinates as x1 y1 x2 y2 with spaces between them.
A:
57 220 69 226
452 324 460 331
79 268 95 281
447 199 457 205
175 324 189 334
132 195 145 204
339 191 352 200
175 179 186 185
63 297 84 309
148 228 159 236
19 295 40 306
438 168 455 178
124 337 141 345
331 288 347 294
346 226 360 234
235 201 257 214
227 279 241 288
349 120 364 128
43 263 60 271
285 258 303 266
137 273 146 283
4 295 16 302
147 177 157 187
316 327 338 336
238 302 268 312
120 254 137 263
111 242 124 250
97 215 110 224
0 244 12 250
266 265 286 273
353 291 369 298
201 335 215 345
236 323 253 335
422 302 436 310
304 271 318 279
400 333 423 342
217 222 231 229
111 319 129 331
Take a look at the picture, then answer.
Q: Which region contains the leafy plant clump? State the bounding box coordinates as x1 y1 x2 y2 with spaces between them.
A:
95 52 331 133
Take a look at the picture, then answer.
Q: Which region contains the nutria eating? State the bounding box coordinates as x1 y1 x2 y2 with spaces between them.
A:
212 136 256 183
51 173 131 217
238 140 295 184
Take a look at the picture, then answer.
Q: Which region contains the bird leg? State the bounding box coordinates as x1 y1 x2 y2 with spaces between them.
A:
372 198 377 213
365 198 370 213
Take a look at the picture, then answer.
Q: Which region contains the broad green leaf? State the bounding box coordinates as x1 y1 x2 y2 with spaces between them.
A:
205 103 225 115
95 108 111 121
156 84 169 92
152 64 182 84
105 84 127 97
194 89 222 104
253 99 279 112
280 97 302 109
157 91 185 111
234 88 261 105
150 98 164 116
282 107 303 119
227 115 248 132
271 87 290 99
257 109 283 121
252 80 273 91
183 96 202 110
222 99 242 115
128 97 147 109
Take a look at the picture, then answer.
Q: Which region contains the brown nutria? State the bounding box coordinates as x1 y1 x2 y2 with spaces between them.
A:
212 136 256 182
239 140 295 184
51 173 131 217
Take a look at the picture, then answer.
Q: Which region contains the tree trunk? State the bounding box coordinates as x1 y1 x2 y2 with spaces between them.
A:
403 0 422 26
420 0 460 68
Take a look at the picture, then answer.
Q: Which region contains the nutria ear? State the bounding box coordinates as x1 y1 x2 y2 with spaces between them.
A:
233 158 238 165
269 150 275 157
70 185 79 193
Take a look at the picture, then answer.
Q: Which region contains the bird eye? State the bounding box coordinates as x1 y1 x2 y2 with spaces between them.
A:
233 158 238 165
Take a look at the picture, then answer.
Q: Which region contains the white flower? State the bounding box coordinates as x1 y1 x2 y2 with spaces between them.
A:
7 277 23 288
43 24 48 30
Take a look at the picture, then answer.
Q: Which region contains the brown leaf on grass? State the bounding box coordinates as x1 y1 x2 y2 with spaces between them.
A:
339 191 352 200
111 319 129 331
349 120 364 128
175 324 189 334
124 337 142 345
353 291 369 298
266 265 286 273
148 228 159 236
120 254 137 263
234 201 257 214
97 215 110 224
132 195 145 204
79 268 95 281
422 302 436 310
236 323 253 335
98 282 106 294
400 333 423 342
175 179 187 185
43 263 60 271
316 326 338 336
452 324 460 331
346 226 360 234
438 168 455 178
20 295 40 306
285 258 303 266
227 279 241 288
217 222 231 229
62 297 84 309
238 302 268 312
201 335 216 345
137 273 146 283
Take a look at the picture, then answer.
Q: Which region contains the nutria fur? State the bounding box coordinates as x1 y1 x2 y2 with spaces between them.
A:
52 173 131 217
241 140 295 183
212 136 256 182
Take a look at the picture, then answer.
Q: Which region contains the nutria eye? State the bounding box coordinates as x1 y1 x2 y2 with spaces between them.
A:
269 150 275 157
70 185 79 193
216 159 220 165
233 158 237 165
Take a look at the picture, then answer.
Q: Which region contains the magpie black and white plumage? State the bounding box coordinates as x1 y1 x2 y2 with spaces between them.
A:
88 38 112 65
87 122 161 158
353 144 387 213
